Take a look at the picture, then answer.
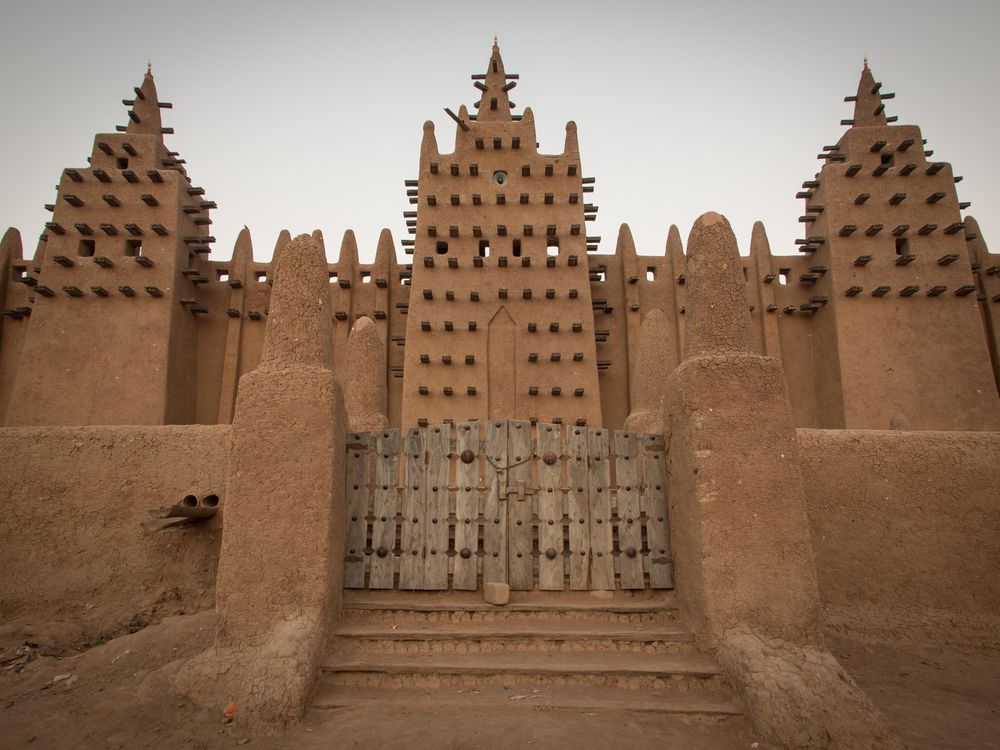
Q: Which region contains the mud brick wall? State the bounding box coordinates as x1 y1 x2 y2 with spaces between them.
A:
798 428 1000 647
0 425 228 619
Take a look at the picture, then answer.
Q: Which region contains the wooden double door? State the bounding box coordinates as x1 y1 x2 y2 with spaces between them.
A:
343 420 673 591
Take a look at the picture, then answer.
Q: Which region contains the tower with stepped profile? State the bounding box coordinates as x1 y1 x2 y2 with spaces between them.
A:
399 41 604 428
3 66 218 426
792 61 1000 429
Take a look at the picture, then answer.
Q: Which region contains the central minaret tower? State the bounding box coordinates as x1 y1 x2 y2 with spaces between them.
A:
401 42 602 428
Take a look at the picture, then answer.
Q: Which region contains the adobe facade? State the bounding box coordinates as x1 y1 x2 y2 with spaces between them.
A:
1 43 999 748
1 49 999 432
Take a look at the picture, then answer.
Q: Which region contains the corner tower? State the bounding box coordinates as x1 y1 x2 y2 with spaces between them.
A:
400 42 602 428
5 67 216 425
795 62 1000 429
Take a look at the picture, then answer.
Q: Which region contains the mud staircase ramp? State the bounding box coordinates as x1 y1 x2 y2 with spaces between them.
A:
312 591 741 717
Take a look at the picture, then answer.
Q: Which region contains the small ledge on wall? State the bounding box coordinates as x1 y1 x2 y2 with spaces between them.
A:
141 493 221 533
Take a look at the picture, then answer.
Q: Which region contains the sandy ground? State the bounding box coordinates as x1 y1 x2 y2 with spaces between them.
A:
0 609 997 749
828 636 1000 750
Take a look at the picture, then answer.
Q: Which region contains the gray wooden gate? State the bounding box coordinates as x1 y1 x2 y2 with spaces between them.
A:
343 420 673 591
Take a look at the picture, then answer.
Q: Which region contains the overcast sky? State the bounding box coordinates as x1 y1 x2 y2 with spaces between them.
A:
1 0 998 263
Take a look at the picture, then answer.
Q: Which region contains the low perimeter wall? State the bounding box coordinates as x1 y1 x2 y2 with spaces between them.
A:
0 425 229 622
799 428 1000 647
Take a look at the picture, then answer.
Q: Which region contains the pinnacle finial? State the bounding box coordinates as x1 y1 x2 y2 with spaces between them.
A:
863 56 869 70
147 60 152 76
494 35 498 47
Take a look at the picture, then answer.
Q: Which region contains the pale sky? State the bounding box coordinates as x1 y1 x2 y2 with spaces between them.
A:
1 0 998 263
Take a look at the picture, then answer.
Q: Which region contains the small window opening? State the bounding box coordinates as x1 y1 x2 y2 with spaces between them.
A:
742 266 748 281
124 239 142 257
361 271 372 284
593 269 606 282
217 270 229 282
78 239 96 257
512 239 522 257
779 268 790 285
646 267 656 281
116 158 129 169
401 272 411 286
255 271 268 283
547 239 559 256
895 238 909 256
329 271 338 283
881 152 894 166
479 240 490 257
436 241 449 255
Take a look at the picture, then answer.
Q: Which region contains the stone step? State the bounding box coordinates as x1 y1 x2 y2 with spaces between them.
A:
340 589 679 626
331 622 694 654
311 683 742 718
319 651 725 691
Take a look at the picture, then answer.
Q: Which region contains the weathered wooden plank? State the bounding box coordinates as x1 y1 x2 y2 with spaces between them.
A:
399 427 425 590
642 434 674 589
614 430 644 590
422 423 451 590
536 422 564 590
483 420 508 585
344 432 372 589
506 420 534 591
587 428 614 590
452 421 480 590
369 429 400 589
565 425 591 590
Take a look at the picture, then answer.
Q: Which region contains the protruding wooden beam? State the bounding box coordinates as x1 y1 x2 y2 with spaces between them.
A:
444 107 470 131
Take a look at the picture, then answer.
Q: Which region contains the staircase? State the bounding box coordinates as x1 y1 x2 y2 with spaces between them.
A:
311 590 742 718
